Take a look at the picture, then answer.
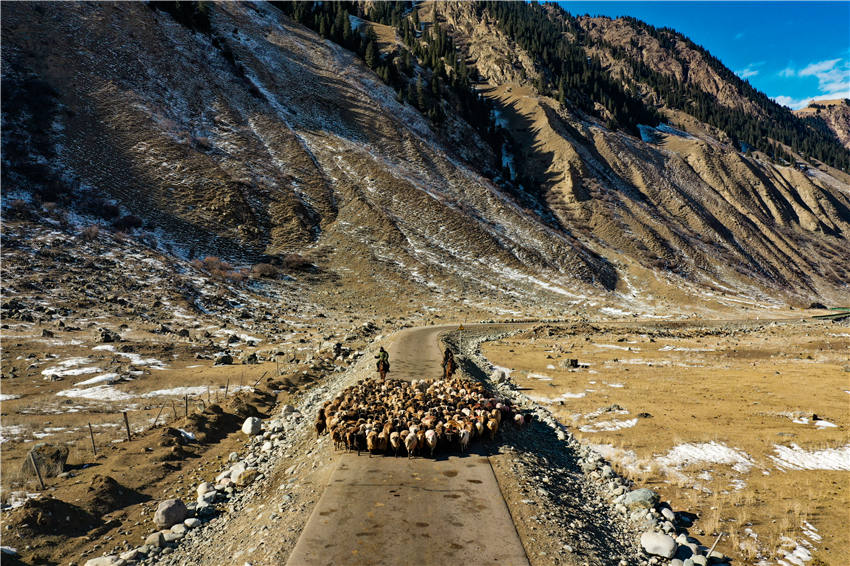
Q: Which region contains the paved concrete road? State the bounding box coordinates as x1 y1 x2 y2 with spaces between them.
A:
285 325 529 566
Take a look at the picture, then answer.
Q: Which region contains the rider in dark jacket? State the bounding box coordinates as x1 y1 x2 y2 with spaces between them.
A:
375 346 389 371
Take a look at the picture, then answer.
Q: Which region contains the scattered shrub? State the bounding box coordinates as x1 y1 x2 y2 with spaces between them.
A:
282 253 314 271
251 263 279 279
138 233 158 249
112 214 143 231
194 136 212 151
80 225 100 241
9 199 29 215
193 256 246 283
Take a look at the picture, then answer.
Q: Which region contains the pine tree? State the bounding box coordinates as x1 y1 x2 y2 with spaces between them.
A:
365 41 377 68
416 75 427 111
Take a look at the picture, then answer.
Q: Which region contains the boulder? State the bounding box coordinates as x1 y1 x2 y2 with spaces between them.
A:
281 404 295 414
624 488 659 510
21 443 69 478
241 417 262 436
153 499 187 529
640 532 677 559
229 461 247 481
145 531 165 548
214 353 233 366
84 556 121 566
198 490 217 504
196 482 214 497
99 329 120 343
234 467 259 487
120 548 144 561
184 518 201 529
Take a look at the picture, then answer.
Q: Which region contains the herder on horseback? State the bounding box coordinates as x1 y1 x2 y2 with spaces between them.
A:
441 347 457 379
375 346 390 380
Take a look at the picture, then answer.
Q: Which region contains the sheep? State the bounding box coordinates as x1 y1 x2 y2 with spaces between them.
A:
366 430 379 456
320 376 515 458
389 431 401 457
458 428 471 453
404 430 418 459
486 417 498 441
424 429 438 458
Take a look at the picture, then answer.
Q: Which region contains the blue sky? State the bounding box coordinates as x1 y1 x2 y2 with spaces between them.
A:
559 1 850 109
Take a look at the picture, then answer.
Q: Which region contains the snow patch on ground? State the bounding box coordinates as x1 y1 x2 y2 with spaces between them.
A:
594 343 640 351
75 373 120 386
41 357 99 378
526 391 586 404
93 345 167 369
0 425 28 443
770 443 850 471
56 385 134 401
658 441 755 473
658 345 715 352
141 386 210 398
599 307 634 317
579 418 638 432
0 394 21 401
1 492 40 510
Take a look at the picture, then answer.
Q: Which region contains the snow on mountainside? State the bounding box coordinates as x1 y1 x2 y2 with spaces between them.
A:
2 1 849 311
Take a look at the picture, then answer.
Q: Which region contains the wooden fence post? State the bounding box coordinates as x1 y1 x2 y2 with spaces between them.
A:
88 422 97 455
123 411 132 442
153 403 166 427
252 371 268 388
29 452 45 490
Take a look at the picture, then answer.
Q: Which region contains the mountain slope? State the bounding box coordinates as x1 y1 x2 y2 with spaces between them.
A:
795 99 850 150
2 1 849 311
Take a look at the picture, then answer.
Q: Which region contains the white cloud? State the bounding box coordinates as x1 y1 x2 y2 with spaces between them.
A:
773 95 809 110
772 92 847 111
798 58 850 97
736 61 765 80
799 58 842 77
772 57 850 110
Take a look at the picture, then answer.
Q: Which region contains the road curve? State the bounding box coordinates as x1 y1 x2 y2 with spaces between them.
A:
285 325 529 566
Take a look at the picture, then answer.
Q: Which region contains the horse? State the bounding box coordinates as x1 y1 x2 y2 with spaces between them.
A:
377 359 389 380
443 356 457 379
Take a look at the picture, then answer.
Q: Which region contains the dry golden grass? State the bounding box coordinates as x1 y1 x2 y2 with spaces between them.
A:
482 318 850 565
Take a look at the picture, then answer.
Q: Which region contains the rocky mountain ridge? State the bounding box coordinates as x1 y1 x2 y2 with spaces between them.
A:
795 99 850 150
2 1 849 311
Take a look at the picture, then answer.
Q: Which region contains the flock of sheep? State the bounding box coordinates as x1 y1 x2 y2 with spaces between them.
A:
315 376 526 458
